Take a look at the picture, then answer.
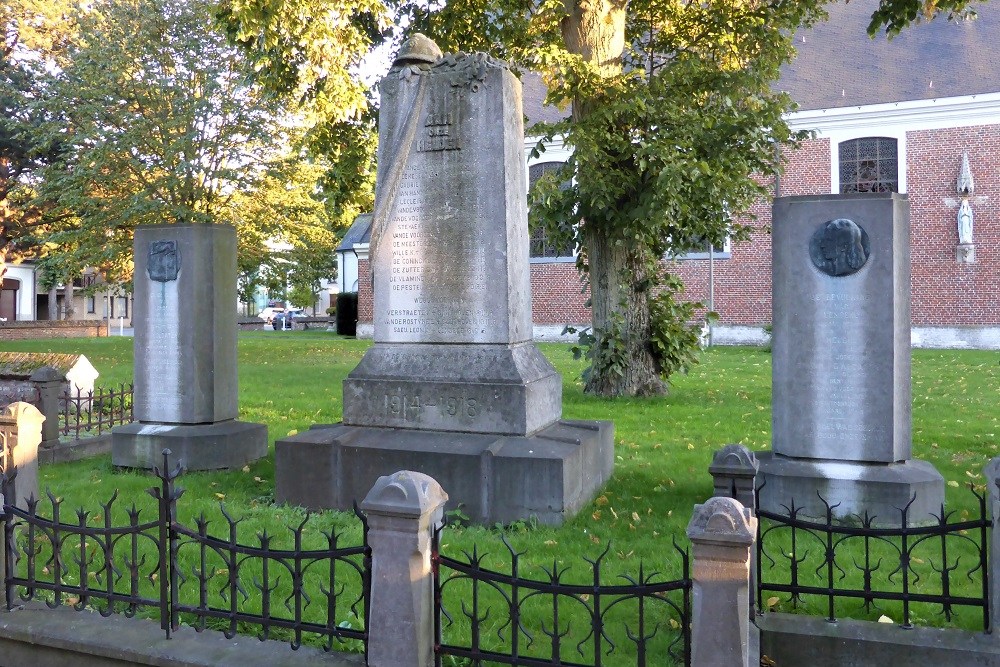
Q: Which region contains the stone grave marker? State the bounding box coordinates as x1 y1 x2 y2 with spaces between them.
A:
276 35 613 525
758 193 944 523
112 224 267 470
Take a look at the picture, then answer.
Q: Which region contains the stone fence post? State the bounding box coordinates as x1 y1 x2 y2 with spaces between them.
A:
710 443 760 620
0 402 42 511
709 444 759 510
687 496 757 667
29 366 64 450
983 456 1000 635
361 470 448 667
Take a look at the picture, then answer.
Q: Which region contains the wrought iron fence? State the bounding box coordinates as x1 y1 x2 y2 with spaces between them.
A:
59 383 134 438
2 451 370 653
756 486 990 631
433 527 691 667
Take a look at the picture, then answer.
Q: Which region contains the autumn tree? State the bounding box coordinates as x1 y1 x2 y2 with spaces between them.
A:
0 0 78 276
38 0 336 285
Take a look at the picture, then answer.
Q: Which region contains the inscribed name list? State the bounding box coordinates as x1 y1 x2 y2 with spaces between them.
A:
373 54 524 345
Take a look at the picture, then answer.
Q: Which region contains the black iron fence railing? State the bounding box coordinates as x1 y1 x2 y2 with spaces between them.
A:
59 383 134 438
433 528 691 667
2 452 370 653
756 486 990 631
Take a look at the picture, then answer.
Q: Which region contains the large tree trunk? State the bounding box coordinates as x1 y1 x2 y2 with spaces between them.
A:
64 277 76 319
582 224 666 396
562 0 666 397
47 285 58 320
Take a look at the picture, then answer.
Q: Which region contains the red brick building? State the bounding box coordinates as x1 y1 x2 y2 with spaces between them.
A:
356 1 1000 347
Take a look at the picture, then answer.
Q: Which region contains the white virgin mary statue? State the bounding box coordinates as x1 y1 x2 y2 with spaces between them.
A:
958 199 974 245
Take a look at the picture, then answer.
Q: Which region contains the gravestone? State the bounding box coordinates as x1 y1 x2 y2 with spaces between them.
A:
758 193 944 524
112 224 267 470
0 402 42 509
275 35 613 525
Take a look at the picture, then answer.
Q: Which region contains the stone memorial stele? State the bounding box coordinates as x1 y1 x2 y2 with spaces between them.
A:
275 34 614 525
112 224 267 470
758 193 944 524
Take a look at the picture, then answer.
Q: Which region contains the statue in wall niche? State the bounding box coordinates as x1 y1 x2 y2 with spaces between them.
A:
958 198 974 245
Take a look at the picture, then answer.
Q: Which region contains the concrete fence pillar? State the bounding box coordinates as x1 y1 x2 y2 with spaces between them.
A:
0 402 42 511
28 366 64 450
710 443 760 620
687 496 757 667
361 470 448 667
709 444 759 510
983 457 1000 634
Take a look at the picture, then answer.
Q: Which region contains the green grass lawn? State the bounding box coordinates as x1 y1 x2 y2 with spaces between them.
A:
3 333 998 656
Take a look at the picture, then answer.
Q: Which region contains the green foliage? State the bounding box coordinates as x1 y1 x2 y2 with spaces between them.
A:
647 273 709 380
569 315 628 389
215 0 383 231
0 39 65 266
34 0 337 283
867 0 987 37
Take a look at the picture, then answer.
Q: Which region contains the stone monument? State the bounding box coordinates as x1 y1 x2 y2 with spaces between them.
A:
275 35 613 525
758 193 944 524
112 224 267 470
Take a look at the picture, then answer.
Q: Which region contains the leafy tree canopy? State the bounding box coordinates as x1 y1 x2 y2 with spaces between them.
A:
37 0 338 286
867 0 987 37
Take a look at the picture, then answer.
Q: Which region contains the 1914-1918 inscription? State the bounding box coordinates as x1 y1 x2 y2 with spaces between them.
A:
809 218 870 277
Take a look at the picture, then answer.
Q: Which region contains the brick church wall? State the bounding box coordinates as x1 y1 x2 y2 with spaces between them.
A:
357 125 1000 332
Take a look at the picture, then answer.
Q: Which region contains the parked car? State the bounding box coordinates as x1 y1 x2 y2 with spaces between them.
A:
258 307 284 324
271 309 305 330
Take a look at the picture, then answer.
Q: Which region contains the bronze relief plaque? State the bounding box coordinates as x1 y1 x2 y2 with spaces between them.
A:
809 218 870 277
148 240 180 282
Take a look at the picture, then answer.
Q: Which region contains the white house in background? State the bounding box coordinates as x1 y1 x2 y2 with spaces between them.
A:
0 263 38 321
335 213 371 295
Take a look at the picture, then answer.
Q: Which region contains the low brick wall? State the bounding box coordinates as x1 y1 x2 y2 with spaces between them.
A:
297 316 334 330
237 318 266 331
0 320 107 340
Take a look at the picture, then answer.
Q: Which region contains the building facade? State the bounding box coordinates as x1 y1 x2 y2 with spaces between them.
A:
350 1 1000 346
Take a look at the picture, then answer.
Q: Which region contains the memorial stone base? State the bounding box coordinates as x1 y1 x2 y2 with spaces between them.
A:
275 420 614 526
757 452 945 525
342 343 562 435
112 420 267 470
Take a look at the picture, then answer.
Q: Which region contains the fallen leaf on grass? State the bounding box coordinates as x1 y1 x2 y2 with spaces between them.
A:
877 615 893 624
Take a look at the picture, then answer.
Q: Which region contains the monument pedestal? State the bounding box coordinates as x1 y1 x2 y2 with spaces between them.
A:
275 420 613 526
343 343 562 435
113 421 267 470
757 452 945 525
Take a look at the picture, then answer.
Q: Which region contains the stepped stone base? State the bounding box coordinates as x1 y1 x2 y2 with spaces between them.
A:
112 420 267 471
343 343 562 436
275 420 614 526
757 452 945 525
